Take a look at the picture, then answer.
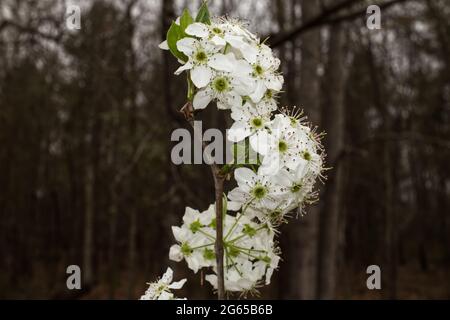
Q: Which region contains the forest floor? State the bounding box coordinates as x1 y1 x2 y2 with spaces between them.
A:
2 263 448 299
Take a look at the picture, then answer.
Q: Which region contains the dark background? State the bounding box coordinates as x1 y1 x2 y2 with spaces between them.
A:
0 0 449 299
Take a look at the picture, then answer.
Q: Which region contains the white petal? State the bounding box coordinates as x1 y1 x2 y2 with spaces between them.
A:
224 34 247 49
265 268 274 285
264 74 284 91
271 169 294 187
227 121 251 142
211 35 226 46
227 201 242 211
249 130 271 155
191 65 212 88
285 155 301 171
169 244 183 262
208 53 235 72
249 80 266 103
158 291 173 300
205 274 218 289
241 43 259 64
230 102 253 121
258 152 281 176
233 76 255 96
217 92 241 110
233 59 253 77
234 167 256 187
158 40 169 50
295 159 308 180
168 278 187 289
185 22 209 38
172 226 188 242
174 61 193 75
176 38 198 56
186 256 201 273
193 88 213 109
161 267 173 284
228 187 250 202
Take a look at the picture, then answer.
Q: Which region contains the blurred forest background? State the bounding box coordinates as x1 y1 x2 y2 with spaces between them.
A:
0 0 449 299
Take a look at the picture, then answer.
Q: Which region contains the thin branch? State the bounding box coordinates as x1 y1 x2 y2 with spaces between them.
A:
0 19 63 43
268 0 363 47
325 0 410 25
180 102 226 300
268 0 412 48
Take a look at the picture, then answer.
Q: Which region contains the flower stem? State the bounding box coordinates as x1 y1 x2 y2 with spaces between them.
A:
180 101 226 300
213 170 226 299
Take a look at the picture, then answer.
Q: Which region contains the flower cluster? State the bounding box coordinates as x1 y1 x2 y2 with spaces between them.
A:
143 3 325 299
168 205 279 293
140 267 187 300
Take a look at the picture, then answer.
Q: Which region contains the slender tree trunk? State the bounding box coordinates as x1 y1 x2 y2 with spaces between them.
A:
280 0 321 299
107 189 118 298
366 36 397 299
317 23 346 299
83 155 94 288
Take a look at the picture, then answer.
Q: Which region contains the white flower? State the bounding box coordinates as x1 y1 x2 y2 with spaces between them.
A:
185 22 228 46
193 68 254 110
258 114 310 176
245 44 284 103
227 101 274 155
227 167 282 217
205 214 279 292
140 267 187 300
271 164 314 212
169 203 280 294
175 38 235 88
225 40 284 103
169 205 217 273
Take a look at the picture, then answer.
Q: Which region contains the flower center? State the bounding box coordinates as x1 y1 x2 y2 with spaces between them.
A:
203 248 215 260
158 284 166 290
194 50 207 63
254 64 264 76
290 116 298 126
291 183 302 193
212 76 230 92
212 27 223 35
278 140 288 153
252 184 267 199
264 89 273 99
303 151 311 161
243 224 257 237
181 242 193 256
251 117 263 129
189 219 202 233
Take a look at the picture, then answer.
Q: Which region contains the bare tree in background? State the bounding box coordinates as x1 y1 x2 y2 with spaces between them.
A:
280 0 322 299
318 23 346 299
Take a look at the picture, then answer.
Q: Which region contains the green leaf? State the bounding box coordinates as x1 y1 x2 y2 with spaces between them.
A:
166 22 188 62
195 1 211 24
180 9 194 33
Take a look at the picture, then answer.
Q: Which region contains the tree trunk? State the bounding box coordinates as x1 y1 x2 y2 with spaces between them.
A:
83 156 94 288
280 0 321 299
317 23 346 299
366 36 397 299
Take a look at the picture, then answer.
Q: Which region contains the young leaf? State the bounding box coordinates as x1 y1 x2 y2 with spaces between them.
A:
180 9 194 33
166 22 188 62
195 1 211 25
